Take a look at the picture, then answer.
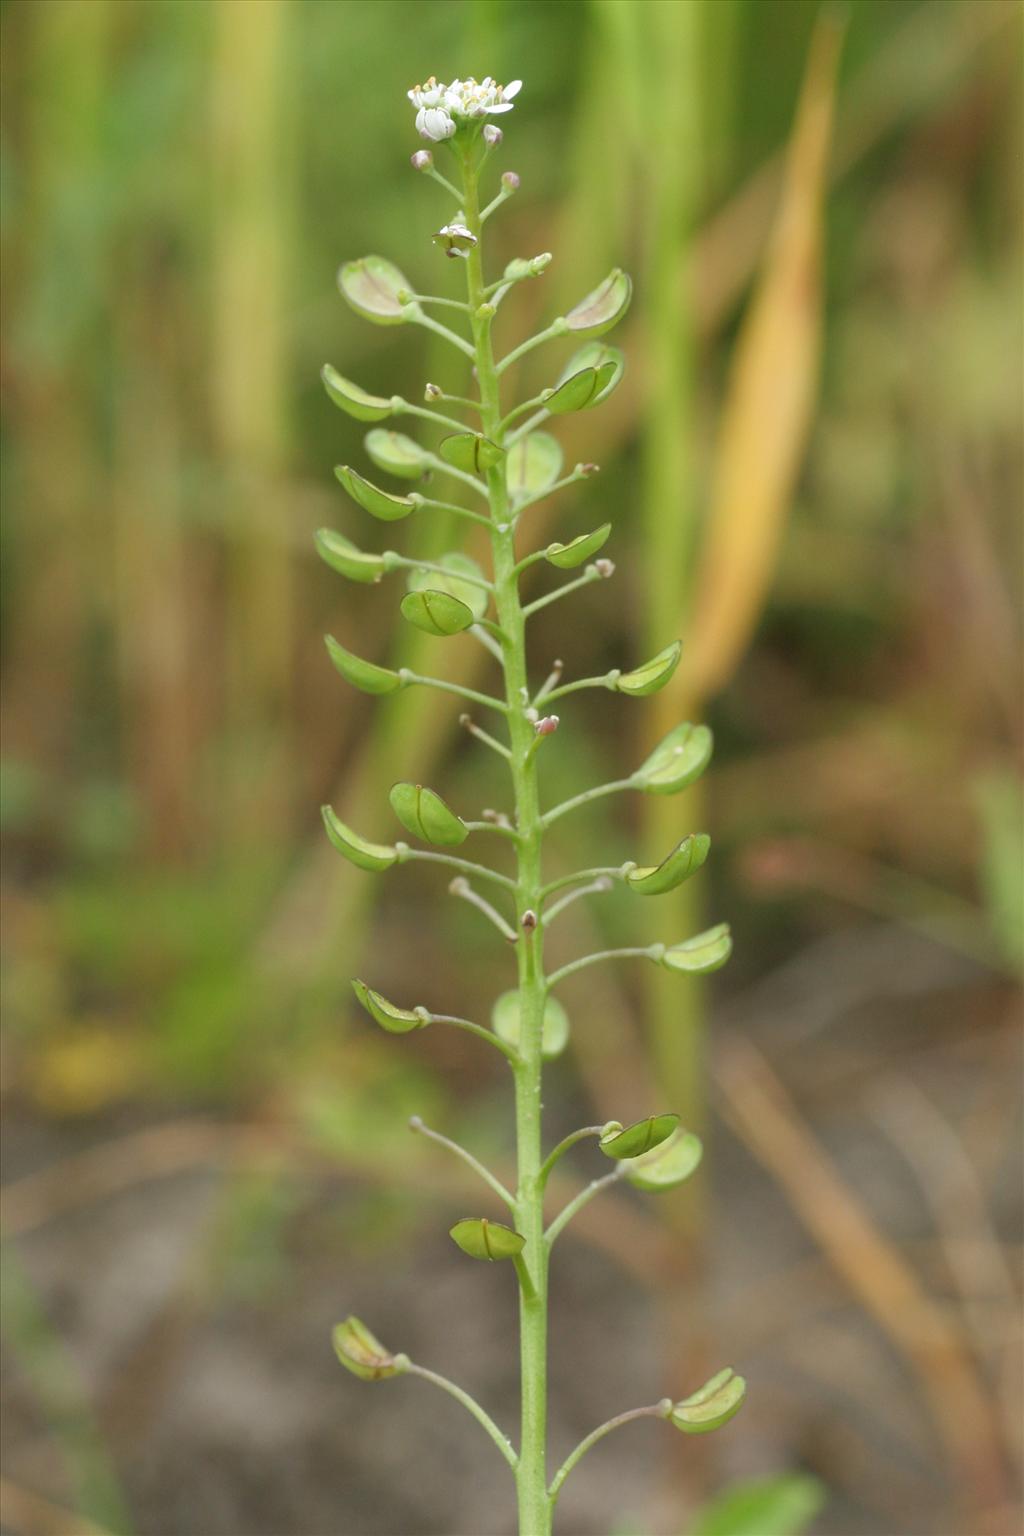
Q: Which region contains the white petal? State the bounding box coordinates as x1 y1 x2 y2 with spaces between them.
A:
420 107 455 141
486 102 514 114
503 79 522 99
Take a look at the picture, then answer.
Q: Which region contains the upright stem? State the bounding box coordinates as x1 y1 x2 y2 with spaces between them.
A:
457 140 552 1536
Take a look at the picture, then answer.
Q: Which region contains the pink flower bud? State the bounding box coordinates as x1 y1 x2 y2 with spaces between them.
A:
501 170 521 191
411 149 433 171
579 462 600 477
483 124 503 147
595 559 615 579
534 715 559 736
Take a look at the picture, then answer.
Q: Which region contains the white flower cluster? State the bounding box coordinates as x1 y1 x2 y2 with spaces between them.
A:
408 76 522 143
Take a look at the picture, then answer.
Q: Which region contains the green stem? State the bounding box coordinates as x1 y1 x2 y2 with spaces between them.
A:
547 1401 672 1503
544 1165 627 1249
457 139 552 1536
409 1116 516 1209
547 945 663 990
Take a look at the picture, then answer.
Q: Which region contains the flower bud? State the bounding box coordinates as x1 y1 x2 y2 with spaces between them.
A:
579 462 600 477
483 124 503 147
410 149 433 171
424 382 442 400
534 715 559 736
501 170 521 191
433 223 478 260
521 909 538 931
530 253 553 274
595 558 615 579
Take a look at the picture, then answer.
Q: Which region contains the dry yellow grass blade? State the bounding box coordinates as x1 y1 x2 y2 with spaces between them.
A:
677 16 843 706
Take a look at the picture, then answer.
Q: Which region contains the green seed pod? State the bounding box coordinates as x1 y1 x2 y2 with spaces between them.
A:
491 991 570 1060
544 523 612 569
557 342 624 404
337 255 417 325
506 432 563 504
670 1368 746 1434
565 268 632 337
314 529 388 584
450 1217 526 1262
625 1129 703 1192
334 465 415 522
324 635 404 695
351 978 430 1034
406 554 489 621
321 364 394 422
440 433 505 474
332 1316 409 1380
662 923 733 975
624 834 711 896
399 589 476 637
599 1113 680 1159
321 806 398 872
388 782 468 846
364 429 430 480
616 641 682 697
542 361 618 415
632 722 713 794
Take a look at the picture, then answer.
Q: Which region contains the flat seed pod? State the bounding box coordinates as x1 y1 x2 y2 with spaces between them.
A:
321 806 398 872
506 432 563 504
332 1316 407 1380
626 1129 703 1192
566 268 633 337
632 722 713 794
670 1369 746 1435
616 641 682 697
543 361 618 415
388 782 468 846
557 341 624 404
407 554 489 621
364 429 429 480
338 255 416 325
399 588 475 637
545 523 612 570
321 364 394 422
439 433 505 474
491 991 570 1060
351 977 430 1034
335 465 415 522
449 1217 526 1262
314 529 388 584
663 923 733 975
600 1113 680 1160
625 833 711 895
325 635 404 695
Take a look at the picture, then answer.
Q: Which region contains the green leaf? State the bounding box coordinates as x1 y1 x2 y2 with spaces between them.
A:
399 589 475 637
325 635 404 695
691 1475 826 1536
506 432 563 504
321 806 398 872
389 782 468 846
491 991 570 1060
364 428 429 480
625 1129 703 1192
314 529 388 584
332 1316 408 1379
543 361 619 415
662 924 732 975
616 641 682 697
407 554 489 621
632 722 713 794
600 1113 680 1159
334 465 415 522
670 1368 746 1435
338 255 417 325
351 978 430 1034
449 1217 525 1262
545 523 612 570
566 268 633 337
439 433 505 474
557 341 624 404
625 834 710 895
321 364 394 422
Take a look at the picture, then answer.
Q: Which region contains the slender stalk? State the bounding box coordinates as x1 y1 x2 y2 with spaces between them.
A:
397 846 516 891
404 1361 519 1471
456 139 552 1536
547 946 662 990
548 1402 673 1503
409 1116 516 1209
522 568 606 619
544 1165 627 1249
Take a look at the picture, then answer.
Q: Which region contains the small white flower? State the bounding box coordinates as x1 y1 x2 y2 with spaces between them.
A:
407 75 523 136
433 222 478 259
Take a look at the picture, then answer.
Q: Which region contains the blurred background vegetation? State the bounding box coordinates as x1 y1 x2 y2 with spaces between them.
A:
1 2 1021 1535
